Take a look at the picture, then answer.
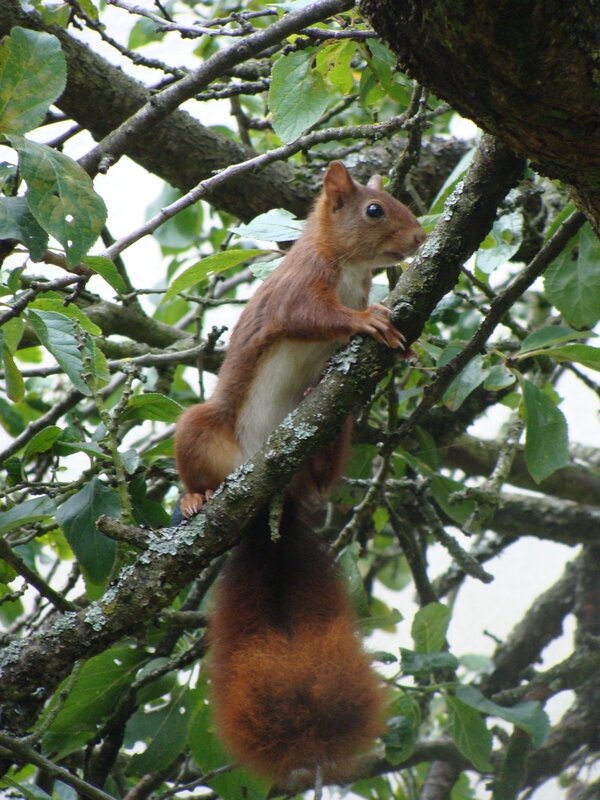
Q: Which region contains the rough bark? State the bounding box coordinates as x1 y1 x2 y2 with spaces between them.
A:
362 0 600 234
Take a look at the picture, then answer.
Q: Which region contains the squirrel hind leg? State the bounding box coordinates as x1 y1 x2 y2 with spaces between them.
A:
175 402 241 509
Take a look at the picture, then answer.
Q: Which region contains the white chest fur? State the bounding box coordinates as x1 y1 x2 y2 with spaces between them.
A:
236 339 335 459
336 260 371 310
235 260 372 460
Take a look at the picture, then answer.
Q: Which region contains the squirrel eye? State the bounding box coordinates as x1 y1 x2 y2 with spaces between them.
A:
366 203 384 219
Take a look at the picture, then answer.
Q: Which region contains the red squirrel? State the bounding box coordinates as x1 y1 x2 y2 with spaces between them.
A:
175 161 425 785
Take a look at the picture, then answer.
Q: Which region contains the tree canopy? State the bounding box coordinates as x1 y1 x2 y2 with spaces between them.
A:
0 1 599 799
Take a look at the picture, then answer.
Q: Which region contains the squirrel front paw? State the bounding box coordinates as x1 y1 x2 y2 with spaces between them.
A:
356 304 406 349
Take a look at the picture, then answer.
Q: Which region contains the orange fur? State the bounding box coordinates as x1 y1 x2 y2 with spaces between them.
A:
209 511 387 785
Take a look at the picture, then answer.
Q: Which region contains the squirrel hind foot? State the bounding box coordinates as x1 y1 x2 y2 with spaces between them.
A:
180 490 213 518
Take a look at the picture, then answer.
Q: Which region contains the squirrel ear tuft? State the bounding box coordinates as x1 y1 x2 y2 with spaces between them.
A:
366 174 384 192
323 161 356 210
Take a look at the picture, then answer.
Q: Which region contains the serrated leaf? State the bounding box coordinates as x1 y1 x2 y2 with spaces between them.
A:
411 602 451 653
23 425 62 460
520 325 595 353
42 645 146 759
0 27 66 135
83 255 128 294
269 49 330 142
0 495 55 535
56 476 120 586
446 696 492 771
456 686 550 748
544 223 600 328
527 343 600 371
121 393 183 424
28 310 97 395
8 135 107 266
230 208 303 242
0 195 48 260
30 299 102 335
522 379 569 483
164 249 268 301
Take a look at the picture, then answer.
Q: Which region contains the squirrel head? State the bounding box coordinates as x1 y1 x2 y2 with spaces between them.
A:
314 161 426 268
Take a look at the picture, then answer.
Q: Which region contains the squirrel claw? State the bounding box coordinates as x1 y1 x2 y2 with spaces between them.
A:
180 492 209 518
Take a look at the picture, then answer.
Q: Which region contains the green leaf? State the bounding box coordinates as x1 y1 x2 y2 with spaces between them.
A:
0 196 48 260
164 249 268 301
249 255 284 280
126 688 191 775
475 207 523 274
411 602 451 653
42 645 146 758
230 208 303 242
364 40 411 104
0 495 55 535
483 364 517 391
316 40 356 94
2 778 53 800
128 15 162 49
83 255 128 294
430 474 476 526
526 343 600 372
430 147 476 214
0 27 66 135
337 542 370 618
443 352 489 411
8 135 107 266
0 325 24 402
28 310 94 395
522 379 569 483
456 686 550 748
121 392 183 424
520 324 595 353
383 693 421 764
400 648 459 677
544 223 600 328
446 696 493 772
23 425 62 460
30 299 102 336
269 49 330 142
56 477 120 586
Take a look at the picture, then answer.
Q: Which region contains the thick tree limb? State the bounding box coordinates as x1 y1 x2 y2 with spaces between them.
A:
362 0 600 234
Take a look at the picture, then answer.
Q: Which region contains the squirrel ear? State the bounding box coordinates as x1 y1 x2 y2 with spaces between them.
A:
366 174 384 191
323 161 356 210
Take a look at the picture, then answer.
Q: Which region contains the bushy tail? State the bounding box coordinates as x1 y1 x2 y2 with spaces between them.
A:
208 504 386 785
